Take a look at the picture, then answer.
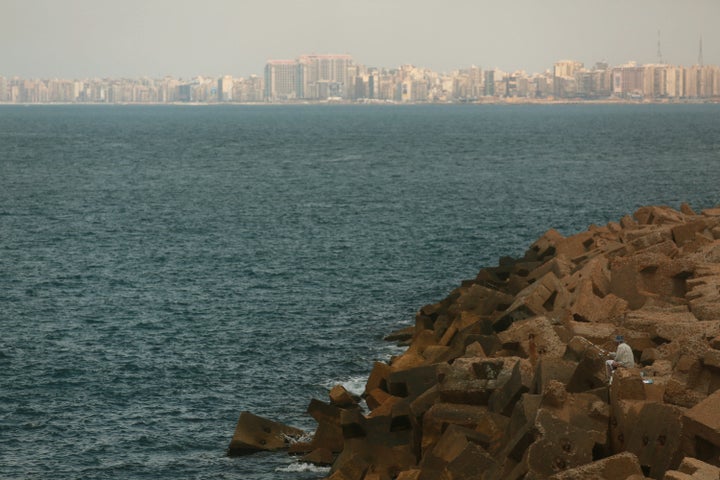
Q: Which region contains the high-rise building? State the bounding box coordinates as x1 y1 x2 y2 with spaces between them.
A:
553 60 584 97
218 75 234 102
483 70 495 96
612 63 653 98
264 60 299 101
298 54 352 100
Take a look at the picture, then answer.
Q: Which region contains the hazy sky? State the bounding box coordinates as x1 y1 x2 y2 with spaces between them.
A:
2 0 718 78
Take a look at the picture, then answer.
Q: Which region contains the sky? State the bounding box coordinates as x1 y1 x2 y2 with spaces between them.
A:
1 0 718 79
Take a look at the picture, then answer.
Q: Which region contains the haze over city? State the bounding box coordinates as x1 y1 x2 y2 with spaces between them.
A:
2 0 718 79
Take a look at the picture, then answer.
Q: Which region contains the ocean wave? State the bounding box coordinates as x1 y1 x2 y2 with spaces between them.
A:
320 375 368 397
275 461 331 474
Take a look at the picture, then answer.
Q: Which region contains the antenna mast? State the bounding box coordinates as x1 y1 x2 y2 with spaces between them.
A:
657 30 664 64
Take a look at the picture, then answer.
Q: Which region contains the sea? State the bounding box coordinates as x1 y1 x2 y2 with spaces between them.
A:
1 103 719 479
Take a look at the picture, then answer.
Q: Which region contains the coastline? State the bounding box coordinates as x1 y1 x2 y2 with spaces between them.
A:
1 98 719 107
232 204 720 479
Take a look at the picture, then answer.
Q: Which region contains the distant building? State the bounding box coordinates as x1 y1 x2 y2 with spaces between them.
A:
553 60 583 97
612 63 653 98
218 75 233 102
264 60 298 101
483 70 495 96
298 54 353 100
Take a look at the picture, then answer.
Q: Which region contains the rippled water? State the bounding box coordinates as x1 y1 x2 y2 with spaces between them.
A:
1 104 719 479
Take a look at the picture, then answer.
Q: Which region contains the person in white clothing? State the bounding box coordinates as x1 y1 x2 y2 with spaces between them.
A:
605 335 634 382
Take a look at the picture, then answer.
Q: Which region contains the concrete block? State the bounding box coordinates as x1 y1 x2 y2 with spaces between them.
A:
565 255 611 297
676 456 720 479
421 403 506 457
497 315 566 359
548 452 644 480
365 362 391 396
387 364 438 402
566 343 609 393
489 359 535 416
624 402 686 478
526 228 565 262
683 389 720 464
366 387 393 412
302 447 335 466
493 272 563 332
526 410 596 478
444 441 500 480
533 357 577 395
227 411 304 456
330 384 358 407
456 283 514 317
672 219 712 247
395 470 421 480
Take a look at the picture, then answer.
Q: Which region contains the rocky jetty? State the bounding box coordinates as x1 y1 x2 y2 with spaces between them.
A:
230 203 720 480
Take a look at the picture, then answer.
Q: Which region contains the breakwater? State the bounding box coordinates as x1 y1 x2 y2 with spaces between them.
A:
232 203 720 480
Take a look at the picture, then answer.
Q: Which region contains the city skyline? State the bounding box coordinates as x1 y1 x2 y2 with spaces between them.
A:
3 55 720 104
2 0 719 79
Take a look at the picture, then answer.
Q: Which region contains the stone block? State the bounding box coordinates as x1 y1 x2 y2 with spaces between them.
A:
526 410 597 478
421 403 506 456
331 385 358 407
548 452 644 480
419 423 473 472
674 457 720 479
609 368 646 404
563 335 603 363
436 362 493 405
366 394 403 419
496 315 566 359
311 420 345 453
570 277 629 323
526 228 565 262
624 402 686 478
334 408 418 479
493 272 563 332
366 387 393 412
302 447 335 466
703 349 720 371
683 389 720 464
365 362 391 396
444 441 500 480
609 398 644 454
409 385 439 419
634 206 686 226
328 454 371 480
395 470 421 480
567 321 617 346
566 342 609 393
610 256 649 310
456 283 514 317
530 255 575 284
489 359 535 416
227 411 304 456
673 219 712 247
387 364 438 402
385 325 415 344
389 351 427 372
533 357 577 395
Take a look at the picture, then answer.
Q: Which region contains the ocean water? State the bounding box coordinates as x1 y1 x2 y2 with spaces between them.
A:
1 104 719 479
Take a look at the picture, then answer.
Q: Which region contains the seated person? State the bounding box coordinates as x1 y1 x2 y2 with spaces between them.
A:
605 335 634 381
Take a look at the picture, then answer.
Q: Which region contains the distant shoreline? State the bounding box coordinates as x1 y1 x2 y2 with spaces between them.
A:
1 98 719 107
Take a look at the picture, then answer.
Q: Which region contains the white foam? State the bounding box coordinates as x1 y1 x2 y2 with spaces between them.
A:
275 461 332 474
320 375 368 397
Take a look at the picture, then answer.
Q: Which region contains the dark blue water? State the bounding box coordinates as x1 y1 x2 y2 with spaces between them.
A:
1 104 719 479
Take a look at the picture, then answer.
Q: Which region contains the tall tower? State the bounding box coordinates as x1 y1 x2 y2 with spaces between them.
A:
657 30 664 65
698 36 704 66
